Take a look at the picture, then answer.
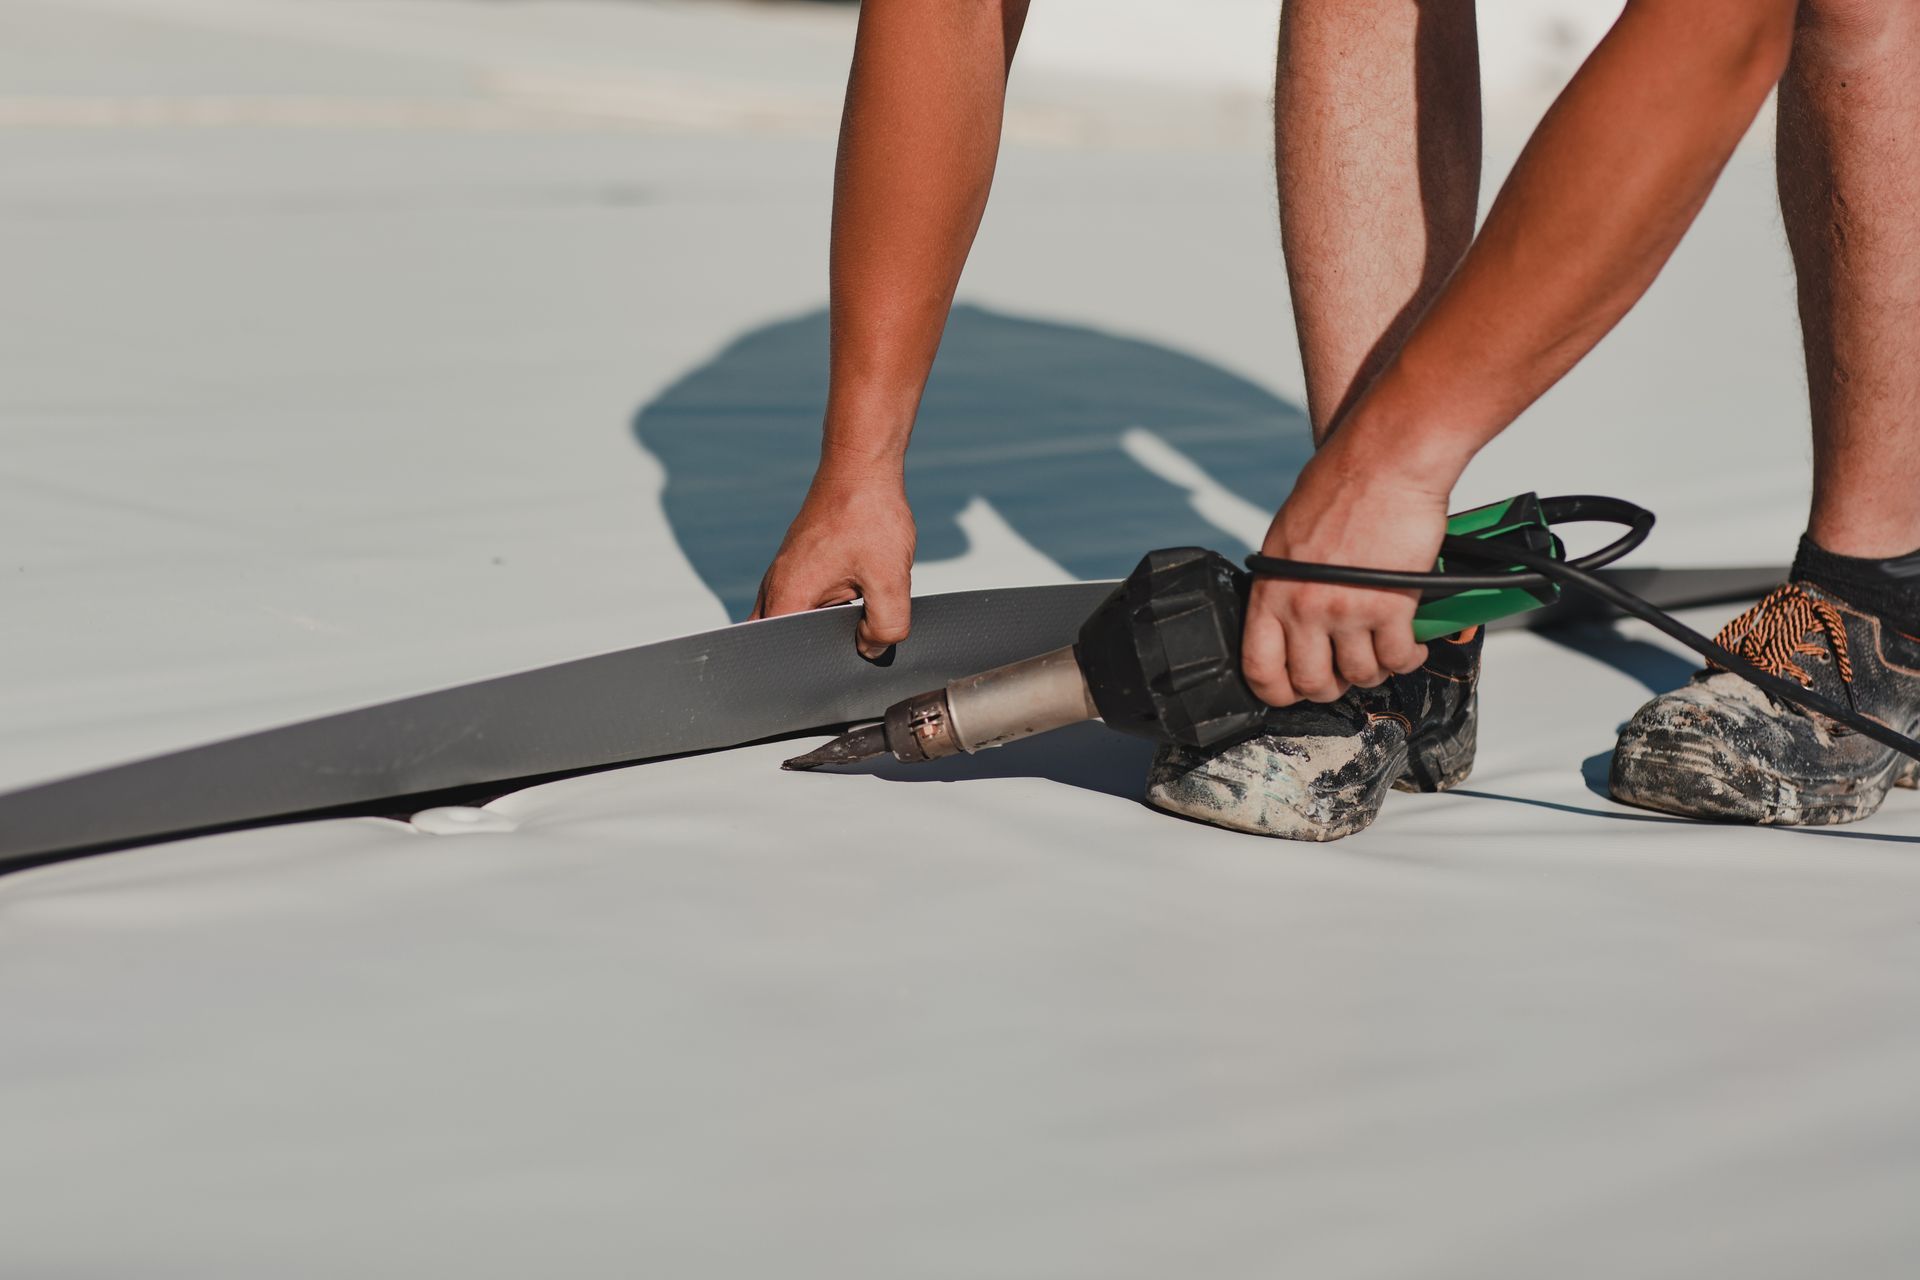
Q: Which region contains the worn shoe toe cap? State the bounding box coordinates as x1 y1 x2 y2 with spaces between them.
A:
1610 674 1878 825
1145 729 1403 842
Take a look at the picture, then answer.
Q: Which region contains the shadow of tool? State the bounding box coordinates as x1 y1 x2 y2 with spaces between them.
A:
1535 624 1699 697
857 721 1156 801
634 303 1314 619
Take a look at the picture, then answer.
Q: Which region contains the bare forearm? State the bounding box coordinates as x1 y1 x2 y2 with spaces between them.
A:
823 0 1028 476
1332 0 1796 480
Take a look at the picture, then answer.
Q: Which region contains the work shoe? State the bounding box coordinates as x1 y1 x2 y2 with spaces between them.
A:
1610 583 1920 825
1145 629 1482 841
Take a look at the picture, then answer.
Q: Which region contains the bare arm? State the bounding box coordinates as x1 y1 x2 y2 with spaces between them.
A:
1245 0 1800 706
752 0 1030 657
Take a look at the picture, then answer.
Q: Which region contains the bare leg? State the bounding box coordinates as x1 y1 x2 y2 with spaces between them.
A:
1275 0 1482 441
1779 0 1920 557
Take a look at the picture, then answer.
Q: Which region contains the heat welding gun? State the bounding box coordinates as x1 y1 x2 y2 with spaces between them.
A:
782 494 1920 772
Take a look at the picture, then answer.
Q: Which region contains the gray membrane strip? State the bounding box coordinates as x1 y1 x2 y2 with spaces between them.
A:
0 584 1114 866
0 567 1783 866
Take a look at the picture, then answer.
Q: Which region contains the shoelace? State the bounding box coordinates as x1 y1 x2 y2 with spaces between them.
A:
1711 584 1855 689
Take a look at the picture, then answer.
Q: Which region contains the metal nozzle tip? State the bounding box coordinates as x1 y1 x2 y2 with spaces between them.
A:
781 723 890 772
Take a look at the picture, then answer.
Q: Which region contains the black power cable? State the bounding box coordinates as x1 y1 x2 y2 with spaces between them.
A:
1247 494 1920 763
1252 495 1655 592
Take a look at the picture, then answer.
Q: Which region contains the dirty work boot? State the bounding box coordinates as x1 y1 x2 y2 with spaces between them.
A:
1610 579 1920 825
1145 628 1483 841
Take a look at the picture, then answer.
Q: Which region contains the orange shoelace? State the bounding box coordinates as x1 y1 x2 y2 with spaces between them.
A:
1710 584 1855 688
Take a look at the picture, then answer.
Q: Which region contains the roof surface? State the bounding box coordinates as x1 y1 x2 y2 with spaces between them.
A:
6 1 1918 1275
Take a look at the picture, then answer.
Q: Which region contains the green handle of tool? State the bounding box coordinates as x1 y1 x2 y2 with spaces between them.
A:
1412 595 1541 643
1410 493 1563 641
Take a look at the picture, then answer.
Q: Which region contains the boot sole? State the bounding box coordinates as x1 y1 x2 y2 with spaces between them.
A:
1610 741 1920 826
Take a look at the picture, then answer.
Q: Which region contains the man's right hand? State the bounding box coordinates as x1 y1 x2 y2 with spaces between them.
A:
750 468 916 660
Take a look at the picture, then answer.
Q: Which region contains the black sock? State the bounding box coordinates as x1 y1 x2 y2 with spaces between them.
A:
1791 535 1920 635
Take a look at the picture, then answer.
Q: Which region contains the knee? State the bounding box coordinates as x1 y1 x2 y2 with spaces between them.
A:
1796 0 1906 37
1791 0 1920 74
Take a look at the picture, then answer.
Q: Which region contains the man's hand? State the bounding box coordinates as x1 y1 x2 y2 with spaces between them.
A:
1242 440 1449 706
751 467 916 659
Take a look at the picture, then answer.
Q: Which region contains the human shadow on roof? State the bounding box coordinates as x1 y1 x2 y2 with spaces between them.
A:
633 303 1315 621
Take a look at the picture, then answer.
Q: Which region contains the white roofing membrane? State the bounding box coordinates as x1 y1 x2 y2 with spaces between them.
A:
5 0 1918 1275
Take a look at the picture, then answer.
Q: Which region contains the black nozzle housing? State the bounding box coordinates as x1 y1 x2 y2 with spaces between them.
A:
1074 547 1267 749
